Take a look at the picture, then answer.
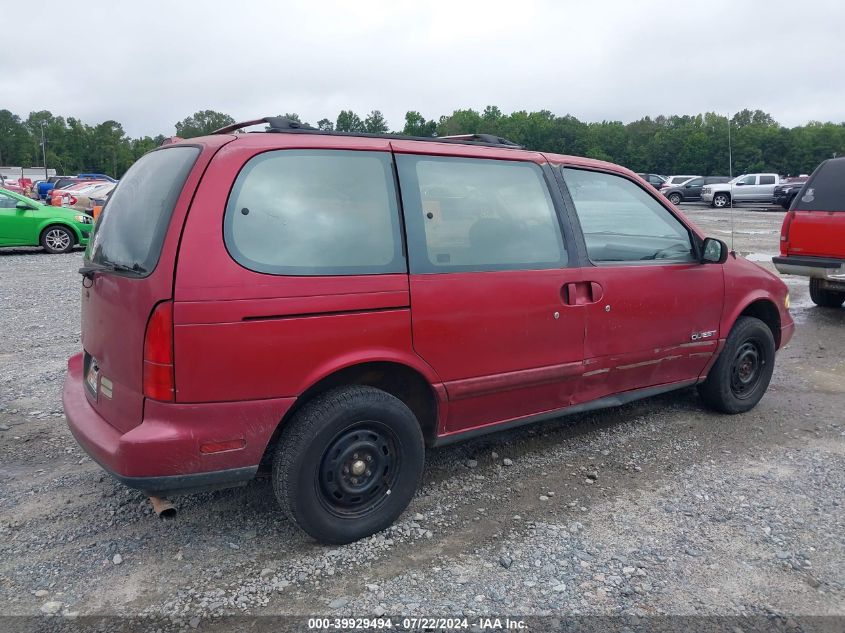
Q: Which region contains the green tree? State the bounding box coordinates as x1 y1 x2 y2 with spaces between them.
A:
401 111 436 137
364 110 389 134
0 110 32 166
174 110 236 138
317 118 334 131
336 110 365 132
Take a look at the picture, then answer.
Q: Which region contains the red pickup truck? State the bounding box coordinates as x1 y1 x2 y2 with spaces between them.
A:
774 157 845 307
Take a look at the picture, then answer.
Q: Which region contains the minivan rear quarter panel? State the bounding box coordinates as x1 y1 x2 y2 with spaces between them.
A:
173 135 443 405
80 137 233 433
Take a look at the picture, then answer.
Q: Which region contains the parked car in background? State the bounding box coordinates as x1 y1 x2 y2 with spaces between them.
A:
53 182 116 213
773 177 809 209
77 173 117 183
50 181 99 206
701 173 784 207
63 118 793 545
0 177 25 195
637 173 668 189
38 174 114 201
664 175 700 187
773 157 845 308
0 187 94 253
36 176 70 201
663 176 731 205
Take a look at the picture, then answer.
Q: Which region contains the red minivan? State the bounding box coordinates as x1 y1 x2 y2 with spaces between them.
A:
63 118 794 544
774 157 845 308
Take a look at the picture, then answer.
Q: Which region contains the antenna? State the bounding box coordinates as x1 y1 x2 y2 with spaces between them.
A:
728 113 734 253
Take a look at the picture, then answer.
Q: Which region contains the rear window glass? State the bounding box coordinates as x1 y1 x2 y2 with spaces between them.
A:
89 146 199 273
795 160 845 212
224 150 404 276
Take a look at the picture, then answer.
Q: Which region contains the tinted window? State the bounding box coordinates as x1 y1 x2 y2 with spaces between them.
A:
0 192 18 208
90 146 199 273
795 159 845 212
224 150 403 275
397 155 566 273
562 168 695 263
759 175 776 185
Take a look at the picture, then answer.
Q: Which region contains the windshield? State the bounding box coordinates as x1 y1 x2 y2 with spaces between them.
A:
88 146 199 273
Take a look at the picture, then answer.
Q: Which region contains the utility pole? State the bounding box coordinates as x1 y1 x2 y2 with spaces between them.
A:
41 122 48 180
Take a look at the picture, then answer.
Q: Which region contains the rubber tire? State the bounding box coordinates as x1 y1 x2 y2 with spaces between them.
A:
668 193 682 205
809 278 845 308
698 316 776 414
272 386 425 544
40 225 75 254
712 193 730 208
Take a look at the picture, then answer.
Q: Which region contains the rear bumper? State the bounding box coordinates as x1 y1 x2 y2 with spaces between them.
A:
772 255 845 281
63 353 294 494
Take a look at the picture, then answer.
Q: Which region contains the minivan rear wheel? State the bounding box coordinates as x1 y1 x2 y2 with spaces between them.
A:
809 278 845 308
272 386 425 544
40 225 75 254
698 316 775 414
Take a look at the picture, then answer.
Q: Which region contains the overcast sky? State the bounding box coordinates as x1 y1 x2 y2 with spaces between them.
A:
5 0 844 138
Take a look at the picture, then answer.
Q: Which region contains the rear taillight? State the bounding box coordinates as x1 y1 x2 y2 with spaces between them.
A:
65 195 77 206
143 301 175 401
780 210 795 256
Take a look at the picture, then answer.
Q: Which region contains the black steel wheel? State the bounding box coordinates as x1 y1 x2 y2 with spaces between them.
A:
698 316 776 414
273 386 425 544
317 421 401 519
729 340 765 399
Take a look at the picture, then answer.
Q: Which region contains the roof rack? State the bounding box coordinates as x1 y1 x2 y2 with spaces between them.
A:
211 117 524 149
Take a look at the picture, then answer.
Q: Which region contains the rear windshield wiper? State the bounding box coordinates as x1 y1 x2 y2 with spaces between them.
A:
78 261 147 278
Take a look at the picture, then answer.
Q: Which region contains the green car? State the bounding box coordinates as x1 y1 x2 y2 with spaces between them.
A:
0 187 94 253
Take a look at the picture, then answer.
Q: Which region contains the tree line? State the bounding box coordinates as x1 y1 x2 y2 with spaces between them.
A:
1 107 843 179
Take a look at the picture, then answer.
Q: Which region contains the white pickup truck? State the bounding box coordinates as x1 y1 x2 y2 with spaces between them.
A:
700 173 783 208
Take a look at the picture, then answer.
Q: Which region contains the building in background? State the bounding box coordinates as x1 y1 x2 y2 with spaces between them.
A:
1 167 58 182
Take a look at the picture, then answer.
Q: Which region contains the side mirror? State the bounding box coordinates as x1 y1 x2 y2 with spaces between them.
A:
735 181 745 186
702 237 728 264
16 201 33 210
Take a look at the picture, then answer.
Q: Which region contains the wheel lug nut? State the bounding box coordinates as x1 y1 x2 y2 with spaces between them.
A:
353 453 358 460
365 469 371 476
365 455 372 462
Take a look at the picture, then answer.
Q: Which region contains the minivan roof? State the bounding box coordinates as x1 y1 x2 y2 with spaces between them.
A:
213 116 525 150
181 117 640 183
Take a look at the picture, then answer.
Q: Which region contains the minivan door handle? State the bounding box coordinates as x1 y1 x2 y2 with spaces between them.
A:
563 282 604 305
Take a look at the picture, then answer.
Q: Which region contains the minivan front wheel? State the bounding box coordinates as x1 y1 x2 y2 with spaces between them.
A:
40 225 75 253
272 386 425 544
698 316 775 414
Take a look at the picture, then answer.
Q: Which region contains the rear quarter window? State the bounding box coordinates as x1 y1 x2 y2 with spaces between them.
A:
794 159 845 212
223 150 404 276
89 146 200 273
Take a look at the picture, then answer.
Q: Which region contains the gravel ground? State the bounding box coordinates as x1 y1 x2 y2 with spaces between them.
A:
0 204 843 631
